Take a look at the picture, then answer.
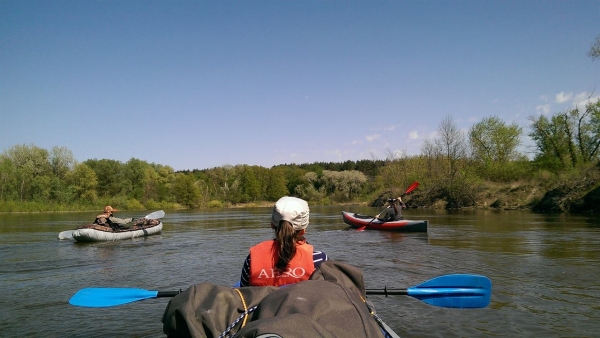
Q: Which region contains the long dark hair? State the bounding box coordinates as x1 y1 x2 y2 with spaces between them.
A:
274 220 306 271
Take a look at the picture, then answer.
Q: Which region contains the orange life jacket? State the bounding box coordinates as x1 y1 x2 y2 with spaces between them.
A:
249 240 315 286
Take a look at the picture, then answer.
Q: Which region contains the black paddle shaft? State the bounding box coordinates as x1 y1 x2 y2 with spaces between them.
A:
365 288 408 297
157 291 181 297
158 289 404 297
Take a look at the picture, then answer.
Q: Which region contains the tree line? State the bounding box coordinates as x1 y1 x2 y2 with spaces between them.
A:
1 100 599 212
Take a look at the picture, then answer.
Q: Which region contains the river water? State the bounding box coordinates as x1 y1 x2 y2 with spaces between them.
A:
0 206 598 337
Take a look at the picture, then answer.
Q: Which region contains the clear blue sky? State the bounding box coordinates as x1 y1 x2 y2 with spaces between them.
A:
1 0 599 171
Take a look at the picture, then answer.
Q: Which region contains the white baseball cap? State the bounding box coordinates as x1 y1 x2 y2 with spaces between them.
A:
271 196 310 231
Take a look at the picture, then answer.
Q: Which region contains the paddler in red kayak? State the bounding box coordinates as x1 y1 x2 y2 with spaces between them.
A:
379 196 407 221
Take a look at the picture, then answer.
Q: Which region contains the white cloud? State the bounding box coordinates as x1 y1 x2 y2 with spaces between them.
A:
408 131 419 140
574 93 600 111
536 104 551 115
556 92 573 103
573 91 590 103
366 134 380 142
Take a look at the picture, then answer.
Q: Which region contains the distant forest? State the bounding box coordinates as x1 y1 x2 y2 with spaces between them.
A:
1 100 599 212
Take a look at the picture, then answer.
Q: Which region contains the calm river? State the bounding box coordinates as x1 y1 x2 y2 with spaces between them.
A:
0 206 599 337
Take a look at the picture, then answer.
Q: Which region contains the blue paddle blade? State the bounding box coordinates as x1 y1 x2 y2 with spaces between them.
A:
407 274 491 308
69 288 159 307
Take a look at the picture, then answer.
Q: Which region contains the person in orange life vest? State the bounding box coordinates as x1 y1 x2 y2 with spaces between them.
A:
239 196 328 287
94 206 135 230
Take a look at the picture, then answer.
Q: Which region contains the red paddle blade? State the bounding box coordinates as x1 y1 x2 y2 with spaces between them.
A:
404 181 419 195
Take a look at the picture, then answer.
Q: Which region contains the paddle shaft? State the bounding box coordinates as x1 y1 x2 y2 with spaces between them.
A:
366 289 408 296
157 291 180 297
160 288 473 297
374 205 391 219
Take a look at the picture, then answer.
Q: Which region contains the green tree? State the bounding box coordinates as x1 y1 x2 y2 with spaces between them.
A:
172 173 200 208
49 146 76 179
355 159 383 178
422 115 468 180
124 158 152 199
50 176 74 204
265 167 289 201
280 165 308 196
320 170 367 201
294 172 324 202
341 170 368 200
31 175 53 201
48 146 77 203
421 116 475 208
84 159 127 197
469 116 522 163
203 165 240 202
0 155 17 200
239 165 263 202
529 100 600 170
379 150 422 194
140 166 160 202
66 163 98 202
153 164 175 202
468 116 524 180
3 144 51 201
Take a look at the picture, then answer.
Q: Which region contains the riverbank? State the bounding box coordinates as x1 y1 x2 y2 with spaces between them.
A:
400 176 600 214
222 177 600 214
2 172 599 214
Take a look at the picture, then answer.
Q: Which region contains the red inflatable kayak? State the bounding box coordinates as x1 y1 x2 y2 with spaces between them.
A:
342 211 428 232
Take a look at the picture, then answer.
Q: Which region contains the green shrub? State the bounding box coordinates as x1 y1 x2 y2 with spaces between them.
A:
144 199 161 210
126 198 145 210
207 200 224 208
